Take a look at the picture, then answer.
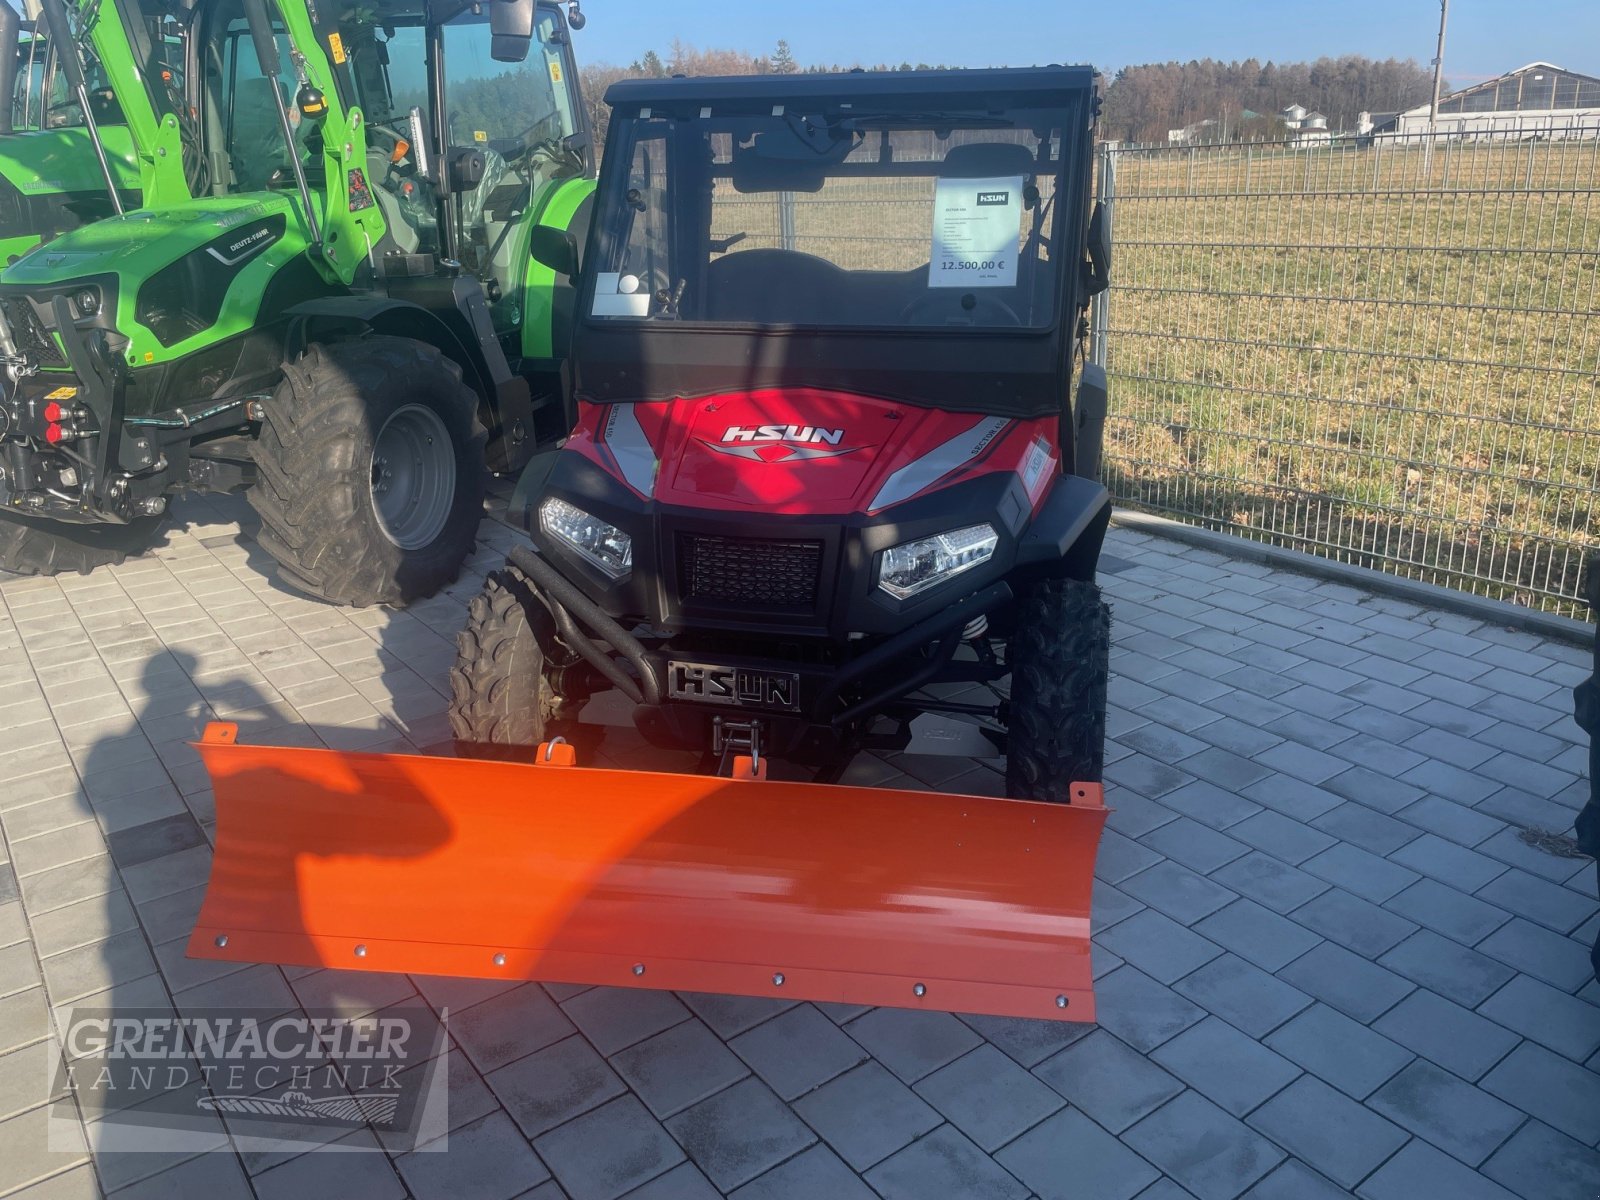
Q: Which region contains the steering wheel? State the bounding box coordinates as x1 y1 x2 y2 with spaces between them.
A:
899 290 1022 327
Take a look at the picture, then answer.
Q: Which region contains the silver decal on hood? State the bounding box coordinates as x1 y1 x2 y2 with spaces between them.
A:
869 416 1009 511
602 404 658 497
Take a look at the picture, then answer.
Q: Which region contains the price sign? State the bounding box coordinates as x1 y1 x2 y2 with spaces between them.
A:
928 175 1022 289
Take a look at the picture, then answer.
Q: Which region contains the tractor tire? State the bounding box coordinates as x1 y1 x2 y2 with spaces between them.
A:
248 336 486 607
1005 577 1111 802
0 510 164 577
449 566 557 761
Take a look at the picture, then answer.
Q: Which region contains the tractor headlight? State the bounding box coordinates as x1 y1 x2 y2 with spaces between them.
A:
540 497 632 579
877 523 998 600
71 287 101 318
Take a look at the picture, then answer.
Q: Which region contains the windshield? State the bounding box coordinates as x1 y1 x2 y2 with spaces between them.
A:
589 108 1066 330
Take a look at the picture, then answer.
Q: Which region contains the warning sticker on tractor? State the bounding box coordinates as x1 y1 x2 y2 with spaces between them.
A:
549 60 563 84
928 175 1022 289
327 32 346 64
43 386 77 400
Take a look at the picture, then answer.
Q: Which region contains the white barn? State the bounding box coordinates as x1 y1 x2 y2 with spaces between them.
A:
1361 62 1600 141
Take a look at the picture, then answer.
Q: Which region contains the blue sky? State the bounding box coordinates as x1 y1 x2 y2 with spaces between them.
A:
574 0 1597 85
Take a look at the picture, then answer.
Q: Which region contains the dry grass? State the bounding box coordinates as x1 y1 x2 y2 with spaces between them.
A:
1102 137 1600 616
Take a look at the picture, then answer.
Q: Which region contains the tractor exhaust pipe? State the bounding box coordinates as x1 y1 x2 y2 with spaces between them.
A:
36 0 122 214
240 0 321 250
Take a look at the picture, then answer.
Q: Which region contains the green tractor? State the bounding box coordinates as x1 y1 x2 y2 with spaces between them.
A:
0 7 146 263
0 0 595 605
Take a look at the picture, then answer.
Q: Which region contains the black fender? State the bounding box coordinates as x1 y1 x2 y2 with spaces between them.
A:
1015 473 1112 583
283 292 535 475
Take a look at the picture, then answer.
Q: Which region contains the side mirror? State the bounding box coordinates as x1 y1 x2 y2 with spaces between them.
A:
1083 201 1110 296
529 224 579 277
446 145 485 193
489 0 534 63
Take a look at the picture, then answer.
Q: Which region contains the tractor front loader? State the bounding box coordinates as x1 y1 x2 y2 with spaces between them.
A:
0 0 593 601
185 66 1118 1024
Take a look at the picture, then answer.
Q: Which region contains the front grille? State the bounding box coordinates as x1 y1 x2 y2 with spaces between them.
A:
0 298 64 366
679 534 823 611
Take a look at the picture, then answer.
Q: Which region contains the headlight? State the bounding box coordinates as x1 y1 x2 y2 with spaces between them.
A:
539 497 633 579
71 288 101 318
877 523 998 600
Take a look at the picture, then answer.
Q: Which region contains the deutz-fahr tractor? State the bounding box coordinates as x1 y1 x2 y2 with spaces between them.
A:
184 66 1121 1023
0 0 594 606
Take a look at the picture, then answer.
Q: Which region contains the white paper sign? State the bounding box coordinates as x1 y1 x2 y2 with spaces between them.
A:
591 272 651 317
928 175 1023 289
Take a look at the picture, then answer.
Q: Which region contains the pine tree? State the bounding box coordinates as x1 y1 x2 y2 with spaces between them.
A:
771 39 797 74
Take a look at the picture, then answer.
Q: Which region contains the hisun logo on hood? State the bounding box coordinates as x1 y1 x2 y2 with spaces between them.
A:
709 425 859 462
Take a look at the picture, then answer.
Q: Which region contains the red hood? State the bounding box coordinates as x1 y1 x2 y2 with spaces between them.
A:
569 390 1058 516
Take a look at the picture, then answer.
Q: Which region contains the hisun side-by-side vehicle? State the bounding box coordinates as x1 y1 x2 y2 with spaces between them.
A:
186 67 1121 1022
0 0 593 604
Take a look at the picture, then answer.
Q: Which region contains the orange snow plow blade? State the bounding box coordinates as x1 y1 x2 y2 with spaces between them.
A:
186 724 1109 1022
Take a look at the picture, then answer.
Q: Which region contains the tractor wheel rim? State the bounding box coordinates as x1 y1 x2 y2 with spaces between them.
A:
371 403 455 551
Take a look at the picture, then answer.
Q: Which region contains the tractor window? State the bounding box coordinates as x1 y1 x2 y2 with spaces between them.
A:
594 125 670 318
205 0 303 192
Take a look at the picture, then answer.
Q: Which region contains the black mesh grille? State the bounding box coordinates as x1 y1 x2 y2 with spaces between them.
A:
0 298 63 367
679 534 823 610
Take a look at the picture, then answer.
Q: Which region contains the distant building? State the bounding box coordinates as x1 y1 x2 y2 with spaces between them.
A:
1280 104 1331 142
1167 117 1219 144
1361 62 1600 141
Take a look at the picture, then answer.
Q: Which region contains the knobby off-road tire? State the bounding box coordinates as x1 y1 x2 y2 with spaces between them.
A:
449 566 557 761
248 336 486 607
0 510 164 577
1005 577 1112 802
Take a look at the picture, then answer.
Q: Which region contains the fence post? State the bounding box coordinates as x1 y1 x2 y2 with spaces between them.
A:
778 191 797 251
1089 142 1115 369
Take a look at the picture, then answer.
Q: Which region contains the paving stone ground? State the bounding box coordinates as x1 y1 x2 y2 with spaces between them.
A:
0 493 1596 1199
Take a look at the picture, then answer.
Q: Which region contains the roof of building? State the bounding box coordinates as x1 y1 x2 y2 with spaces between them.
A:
1398 61 1600 117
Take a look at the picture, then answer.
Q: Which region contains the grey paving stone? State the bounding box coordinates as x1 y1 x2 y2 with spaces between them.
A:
561 986 690 1056
1194 897 1324 973
729 1145 874 1200
1476 826 1590 884
1192 715 1284 759
1481 1119 1600 1200
866 1123 1027 1200
0 988 49 1055
666 1076 816 1193
1477 974 1600 1062
1119 861 1238 925
39 928 156 1005
1133 1179 1203 1200
1094 965 1208 1053
1098 829 1167 884
1369 1059 1524 1167
1150 1016 1300 1117
1210 852 1329 915
1158 780 1267 838
997 1108 1160 1200
726 1003 864 1102
620 1162 720 1200
1105 753 1198 800
1125 1090 1285 1200
1174 953 1312 1039
1480 1040 1600 1146
1309 803 1419 858
1476 867 1597 935
488 1033 626 1139
1033 1027 1182 1133
1120 721 1212 764
792 1061 940 1171
1372 988 1519 1082
1358 1140 1519 1200
1389 833 1508 893
612 1018 750 1118
677 992 794 1039
1176 747 1275 793
251 1136 405 1200
394 1109 550 1200
105 813 206 870
1382 878 1512 946
1277 941 1414 1023
106 1150 253 1200
842 1007 981 1084
1322 766 1426 814
1241 1159 1352 1200
537 1095 686 1200
1289 888 1418 959
1139 816 1251 872
955 1011 1092 1069
1302 843 1420 904
1474 918 1596 992
1225 810 1337 865
1107 791 1183 839
1395 794 1504 850
1096 879 1150 930
1265 1002 1413 1099
1247 1075 1408 1189
1376 928 1510 1017
915 1044 1063 1151
1096 909 1224 985
1240 775 1345 823
379 1045 500 1153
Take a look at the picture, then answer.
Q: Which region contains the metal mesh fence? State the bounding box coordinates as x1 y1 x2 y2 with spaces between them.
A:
1095 133 1600 617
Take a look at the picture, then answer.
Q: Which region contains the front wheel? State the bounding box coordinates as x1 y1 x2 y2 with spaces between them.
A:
0 510 164 577
248 336 486 607
1005 577 1111 802
449 567 557 761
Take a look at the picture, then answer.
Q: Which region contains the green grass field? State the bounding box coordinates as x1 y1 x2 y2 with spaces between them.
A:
1101 137 1600 616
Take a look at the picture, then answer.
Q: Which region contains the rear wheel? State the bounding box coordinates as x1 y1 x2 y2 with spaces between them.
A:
248 335 486 607
449 567 556 760
1005 577 1111 802
0 511 164 577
